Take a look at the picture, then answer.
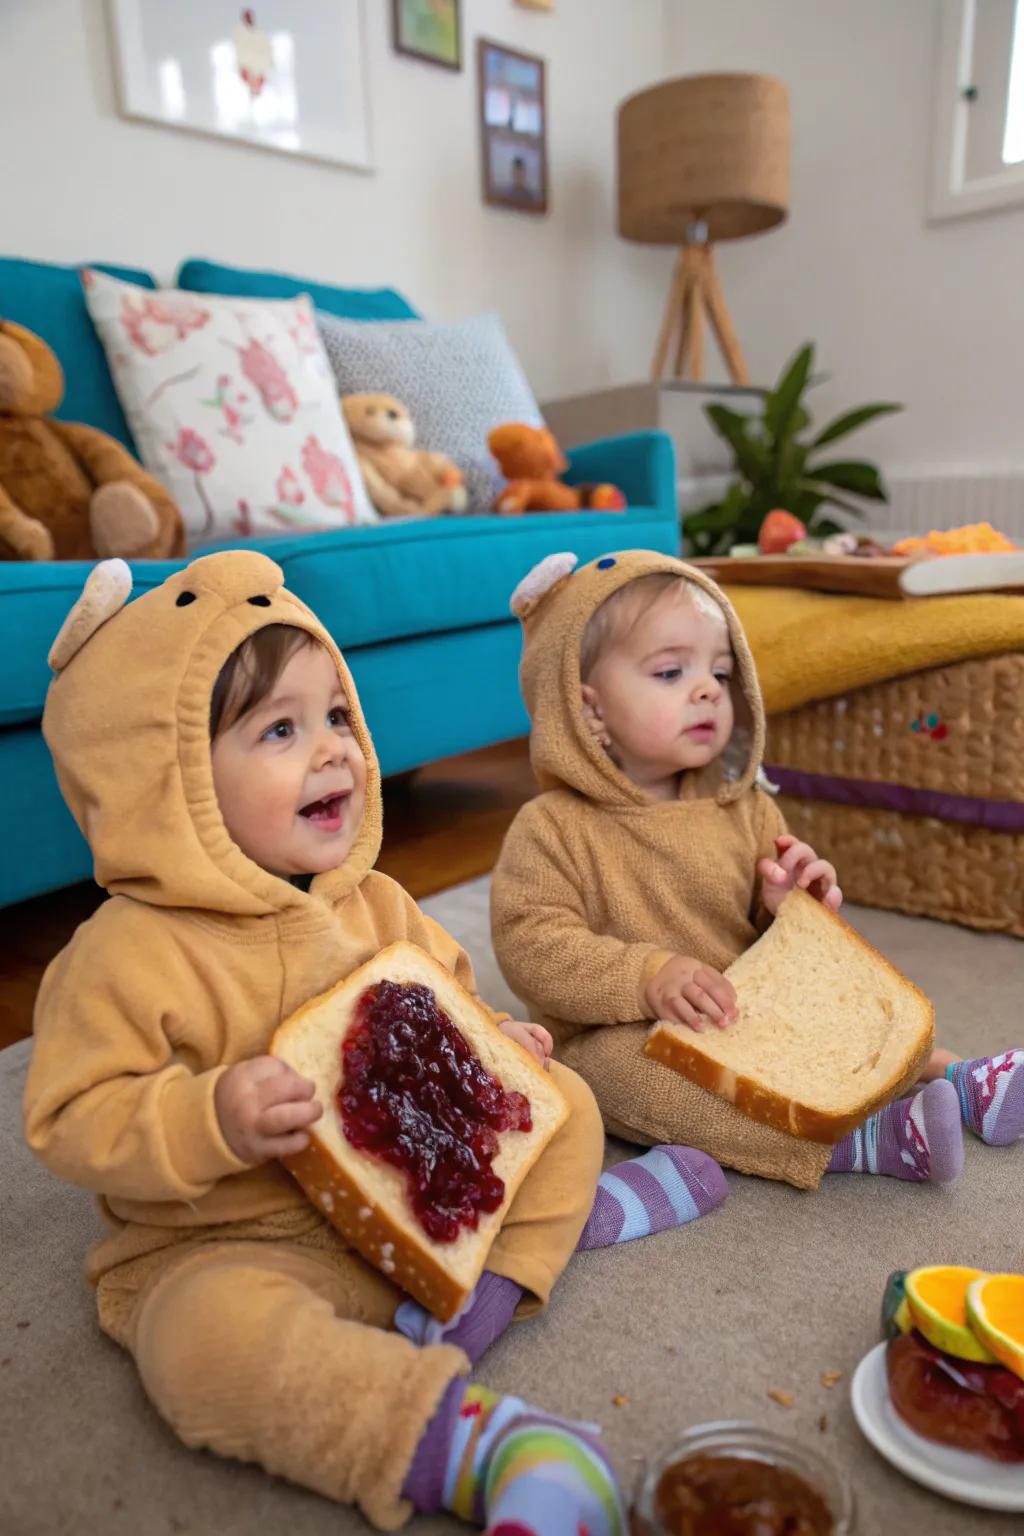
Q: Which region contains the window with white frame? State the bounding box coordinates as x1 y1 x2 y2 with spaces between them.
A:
931 0 1024 218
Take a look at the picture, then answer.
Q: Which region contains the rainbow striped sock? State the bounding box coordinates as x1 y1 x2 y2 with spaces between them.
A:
404 1381 624 1535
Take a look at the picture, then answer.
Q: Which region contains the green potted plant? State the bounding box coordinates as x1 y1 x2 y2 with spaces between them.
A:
684 343 902 556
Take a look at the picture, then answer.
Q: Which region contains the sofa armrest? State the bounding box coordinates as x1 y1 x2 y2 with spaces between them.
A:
563 431 677 521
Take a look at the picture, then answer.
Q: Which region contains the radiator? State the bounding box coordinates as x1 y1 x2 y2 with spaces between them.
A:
679 471 1024 541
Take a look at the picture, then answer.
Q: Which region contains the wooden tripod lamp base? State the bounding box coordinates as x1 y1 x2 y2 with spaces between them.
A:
652 239 751 386
617 72 791 388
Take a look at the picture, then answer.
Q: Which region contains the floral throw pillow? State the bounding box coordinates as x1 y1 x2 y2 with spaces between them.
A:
82 269 376 547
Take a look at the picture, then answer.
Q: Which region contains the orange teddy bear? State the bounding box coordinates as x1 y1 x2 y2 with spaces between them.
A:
488 423 626 515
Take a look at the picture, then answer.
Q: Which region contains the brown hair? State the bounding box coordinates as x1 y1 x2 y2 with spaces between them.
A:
580 573 717 679
210 624 318 738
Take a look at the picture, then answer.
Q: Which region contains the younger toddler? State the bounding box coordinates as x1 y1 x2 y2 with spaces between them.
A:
491 550 1023 1190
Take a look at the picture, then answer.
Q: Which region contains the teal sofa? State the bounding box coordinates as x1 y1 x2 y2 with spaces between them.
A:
0 256 679 906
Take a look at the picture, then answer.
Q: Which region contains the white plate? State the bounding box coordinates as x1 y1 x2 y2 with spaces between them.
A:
850 1342 1024 1512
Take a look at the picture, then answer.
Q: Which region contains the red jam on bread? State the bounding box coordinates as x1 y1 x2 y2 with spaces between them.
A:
339 980 532 1243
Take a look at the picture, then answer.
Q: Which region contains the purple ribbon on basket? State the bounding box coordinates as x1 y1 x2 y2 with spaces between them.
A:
763 766 1024 833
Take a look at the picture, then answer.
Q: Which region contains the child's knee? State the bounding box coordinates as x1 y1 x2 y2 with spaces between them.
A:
133 1255 302 1436
548 1061 605 1170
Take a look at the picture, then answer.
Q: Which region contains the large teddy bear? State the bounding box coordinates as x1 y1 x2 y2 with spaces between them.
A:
0 320 184 561
342 392 468 518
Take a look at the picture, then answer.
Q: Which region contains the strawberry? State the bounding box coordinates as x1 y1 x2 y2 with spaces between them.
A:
758 510 807 554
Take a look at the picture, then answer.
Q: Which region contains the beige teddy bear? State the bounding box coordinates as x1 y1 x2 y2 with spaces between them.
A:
342 393 468 519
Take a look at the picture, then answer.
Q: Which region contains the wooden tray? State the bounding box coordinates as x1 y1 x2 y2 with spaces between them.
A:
692 551 1024 600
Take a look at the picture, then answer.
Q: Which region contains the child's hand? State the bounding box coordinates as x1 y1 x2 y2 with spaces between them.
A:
499 1018 553 1068
215 1056 323 1165
758 834 843 918
645 956 738 1032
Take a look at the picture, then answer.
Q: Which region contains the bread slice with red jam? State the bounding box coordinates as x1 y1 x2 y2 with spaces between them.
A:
271 941 568 1320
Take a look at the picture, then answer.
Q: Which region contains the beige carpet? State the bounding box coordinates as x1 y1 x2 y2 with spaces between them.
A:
2 882 1022 1535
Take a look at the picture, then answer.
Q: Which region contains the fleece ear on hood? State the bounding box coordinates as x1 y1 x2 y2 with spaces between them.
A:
43 551 382 917
511 548 766 807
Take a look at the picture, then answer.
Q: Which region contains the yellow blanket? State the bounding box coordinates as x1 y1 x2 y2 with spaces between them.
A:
724 585 1024 715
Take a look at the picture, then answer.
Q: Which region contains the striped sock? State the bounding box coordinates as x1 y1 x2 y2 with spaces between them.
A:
946 1052 1024 1146
404 1380 624 1534
826 1079 963 1183
395 1272 523 1366
576 1144 728 1250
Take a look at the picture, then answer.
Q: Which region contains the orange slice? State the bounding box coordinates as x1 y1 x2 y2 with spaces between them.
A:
904 1264 996 1363
966 1273 1024 1380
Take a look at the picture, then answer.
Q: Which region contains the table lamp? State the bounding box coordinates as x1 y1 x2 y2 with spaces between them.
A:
618 73 790 385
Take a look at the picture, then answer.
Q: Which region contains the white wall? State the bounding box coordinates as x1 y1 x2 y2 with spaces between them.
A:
1 0 669 401
664 0 1024 472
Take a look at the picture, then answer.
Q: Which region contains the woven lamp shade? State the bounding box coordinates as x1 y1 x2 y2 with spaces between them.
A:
618 73 790 244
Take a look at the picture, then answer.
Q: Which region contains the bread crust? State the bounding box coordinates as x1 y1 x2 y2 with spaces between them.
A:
271 943 568 1319
644 895 936 1145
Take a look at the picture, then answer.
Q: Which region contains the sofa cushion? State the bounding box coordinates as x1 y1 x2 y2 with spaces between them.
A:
0 506 677 728
319 311 543 513
177 258 420 322
0 257 155 447
82 272 377 547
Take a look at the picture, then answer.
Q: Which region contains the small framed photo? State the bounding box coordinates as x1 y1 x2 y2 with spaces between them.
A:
478 39 548 215
514 0 555 10
392 0 462 71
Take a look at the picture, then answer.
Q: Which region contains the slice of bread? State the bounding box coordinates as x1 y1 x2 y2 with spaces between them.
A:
644 891 935 1144
271 941 568 1320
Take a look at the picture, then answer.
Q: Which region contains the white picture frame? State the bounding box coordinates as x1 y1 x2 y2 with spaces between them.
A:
108 0 372 172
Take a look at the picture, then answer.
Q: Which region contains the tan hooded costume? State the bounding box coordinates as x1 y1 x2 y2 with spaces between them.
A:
23 550 603 1529
490 548 836 1191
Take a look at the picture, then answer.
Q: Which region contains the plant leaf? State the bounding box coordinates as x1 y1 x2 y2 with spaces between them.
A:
811 402 902 449
704 406 768 482
764 344 814 441
807 460 888 500
798 482 867 520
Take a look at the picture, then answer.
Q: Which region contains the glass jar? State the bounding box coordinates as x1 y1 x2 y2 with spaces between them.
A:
632 1420 855 1535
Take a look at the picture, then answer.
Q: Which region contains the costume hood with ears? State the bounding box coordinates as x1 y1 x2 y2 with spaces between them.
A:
43 550 381 916
510 548 766 807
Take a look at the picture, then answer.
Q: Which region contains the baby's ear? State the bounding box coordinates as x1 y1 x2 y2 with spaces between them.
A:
510 551 578 621
580 683 610 747
48 559 132 671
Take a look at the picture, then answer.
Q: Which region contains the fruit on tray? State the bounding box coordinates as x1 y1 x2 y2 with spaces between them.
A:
757 510 806 554
891 521 1018 557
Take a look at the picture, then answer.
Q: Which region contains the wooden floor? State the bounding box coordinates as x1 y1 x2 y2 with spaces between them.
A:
0 739 537 1052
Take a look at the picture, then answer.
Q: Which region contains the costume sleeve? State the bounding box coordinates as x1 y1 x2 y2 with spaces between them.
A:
23 915 250 1202
490 802 675 1025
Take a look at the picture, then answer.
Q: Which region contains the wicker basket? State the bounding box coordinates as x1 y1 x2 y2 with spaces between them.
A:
765 654 1024 935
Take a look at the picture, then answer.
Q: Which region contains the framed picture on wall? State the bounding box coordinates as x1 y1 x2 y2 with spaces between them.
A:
108 0 372 171
392 0 462 71
478 39 548 215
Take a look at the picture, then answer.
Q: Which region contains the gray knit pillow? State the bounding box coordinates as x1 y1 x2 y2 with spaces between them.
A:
318 311 543 513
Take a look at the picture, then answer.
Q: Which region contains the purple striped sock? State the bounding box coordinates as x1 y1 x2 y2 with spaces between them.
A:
394 1271 523 1367
827 1079 963 1183
576 1145 728 1251
947 1052 1024 1146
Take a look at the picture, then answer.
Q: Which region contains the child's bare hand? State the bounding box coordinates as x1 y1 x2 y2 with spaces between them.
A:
758 833 843 918
215 1056 322 1165
499 1018 553 1068
645 956 738 1033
